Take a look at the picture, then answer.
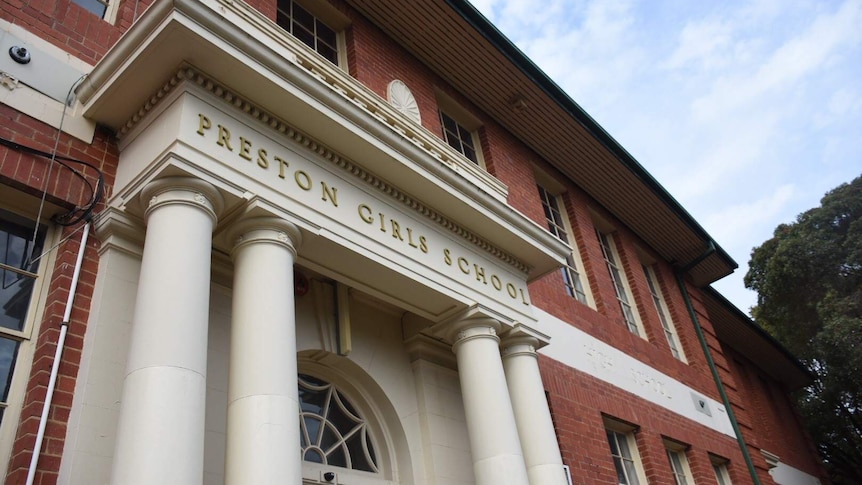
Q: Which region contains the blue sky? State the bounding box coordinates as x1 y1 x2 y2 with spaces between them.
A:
468 0 862 313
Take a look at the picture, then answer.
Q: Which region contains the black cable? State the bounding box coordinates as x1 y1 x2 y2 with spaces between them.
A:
0 136 105 225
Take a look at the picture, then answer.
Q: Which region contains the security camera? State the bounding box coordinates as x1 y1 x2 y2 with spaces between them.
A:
323 471 336 482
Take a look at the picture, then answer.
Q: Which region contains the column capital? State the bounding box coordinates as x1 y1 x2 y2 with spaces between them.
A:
141 176 224 224
227 216 302 258
450 316 501 353
501 323 551 360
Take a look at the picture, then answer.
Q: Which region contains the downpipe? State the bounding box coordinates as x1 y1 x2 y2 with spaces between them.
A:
676 241 762 485
25 222 91 485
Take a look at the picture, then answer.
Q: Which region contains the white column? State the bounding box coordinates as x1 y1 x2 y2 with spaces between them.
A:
111 177 222 485
502 330 568 485
225 217 303 485
451 317 530 485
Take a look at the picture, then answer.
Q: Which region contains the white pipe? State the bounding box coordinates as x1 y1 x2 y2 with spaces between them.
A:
26 222 90 485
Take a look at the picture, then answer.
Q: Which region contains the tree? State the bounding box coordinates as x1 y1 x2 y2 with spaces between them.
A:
745 175 862 484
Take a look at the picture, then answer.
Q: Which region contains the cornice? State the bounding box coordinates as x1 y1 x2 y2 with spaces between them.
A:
121 66 532 274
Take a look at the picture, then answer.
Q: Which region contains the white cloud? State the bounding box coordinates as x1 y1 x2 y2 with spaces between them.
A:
691 0 862 122
662 17 735 71
702 184 796 249
468 0 862 311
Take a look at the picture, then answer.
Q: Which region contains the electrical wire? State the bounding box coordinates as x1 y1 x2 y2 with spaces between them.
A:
0 136 105 226
24 74 86 261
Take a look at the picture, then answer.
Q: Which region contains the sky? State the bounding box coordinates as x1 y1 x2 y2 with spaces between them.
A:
466 0 862 314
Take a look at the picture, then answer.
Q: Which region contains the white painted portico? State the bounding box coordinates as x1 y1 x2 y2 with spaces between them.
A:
61 1 572 483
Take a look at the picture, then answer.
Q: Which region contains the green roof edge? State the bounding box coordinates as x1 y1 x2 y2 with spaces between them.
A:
704 286 814 386
444 0 738 274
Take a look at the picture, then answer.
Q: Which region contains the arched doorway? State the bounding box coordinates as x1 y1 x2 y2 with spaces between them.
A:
298 352 412 485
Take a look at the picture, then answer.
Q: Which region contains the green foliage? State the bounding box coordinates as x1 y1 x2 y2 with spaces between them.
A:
745 175 862 484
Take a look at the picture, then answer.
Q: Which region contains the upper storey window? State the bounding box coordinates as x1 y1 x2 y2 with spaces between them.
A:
642 264 686 361
72 0 107 18
440 111 479 164
597 230 644 336
69 0 120 22
436 90 485 167
537 185 590 305
277 0 340 65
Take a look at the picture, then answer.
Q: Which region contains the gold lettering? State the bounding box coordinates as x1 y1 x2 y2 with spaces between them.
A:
257 148 269 169
520 288 529 305
238 136 253 161
358 204 374 224
474 264 487 284
457 257 470 275
217 124 233 151
390 220 404 241
295 170 312 190
506 283 517 298
197 114 211 136
321 182 338 207
444 248 452 265
406 227 419 249
275 156 289 179
491 275 502 291
419 236 428 253
378 213 386 233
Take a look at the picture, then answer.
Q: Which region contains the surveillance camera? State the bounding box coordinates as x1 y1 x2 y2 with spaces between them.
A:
323 471 336 482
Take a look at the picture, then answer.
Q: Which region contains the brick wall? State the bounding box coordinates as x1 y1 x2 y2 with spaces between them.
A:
726 347 827 481
332 4 823 483
1 103 118 484
0 0 825 483
541 355 748 484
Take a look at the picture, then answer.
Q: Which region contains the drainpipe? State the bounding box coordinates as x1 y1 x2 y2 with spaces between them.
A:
675 241 762 485
25 221 91 485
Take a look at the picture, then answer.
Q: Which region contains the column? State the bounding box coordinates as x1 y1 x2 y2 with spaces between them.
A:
502 327 568 485
451 316 530 485
225 217 303 485
111 177 222 485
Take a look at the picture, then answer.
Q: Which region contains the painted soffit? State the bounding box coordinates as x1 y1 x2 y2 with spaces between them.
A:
76 0 570 281
344 0 738 286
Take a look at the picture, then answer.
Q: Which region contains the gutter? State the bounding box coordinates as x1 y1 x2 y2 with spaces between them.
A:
675 242 762 485
443 0 737 272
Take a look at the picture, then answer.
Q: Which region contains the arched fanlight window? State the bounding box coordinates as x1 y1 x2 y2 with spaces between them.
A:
298 374 379 472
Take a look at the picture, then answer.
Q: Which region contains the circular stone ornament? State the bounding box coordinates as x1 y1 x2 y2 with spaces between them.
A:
387 80 421 123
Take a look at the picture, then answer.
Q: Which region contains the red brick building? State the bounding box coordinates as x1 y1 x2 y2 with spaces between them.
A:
0 0 826 484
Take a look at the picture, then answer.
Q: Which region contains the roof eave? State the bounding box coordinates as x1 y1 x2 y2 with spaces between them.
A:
443 0 737 279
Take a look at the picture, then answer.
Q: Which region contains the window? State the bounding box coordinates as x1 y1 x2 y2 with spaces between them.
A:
665 445 694 485
597 230 643 336
0 210 46 425
711 455 733 485
605 426 644 485
298 374 378 472
643 264 685 361
72 0 107 18
435 89 485 167
70 0 120 22
537 185 589 304
439 111 480 164
277 0 340 65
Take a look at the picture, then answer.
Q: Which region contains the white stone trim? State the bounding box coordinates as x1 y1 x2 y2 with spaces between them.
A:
535 307 737 438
